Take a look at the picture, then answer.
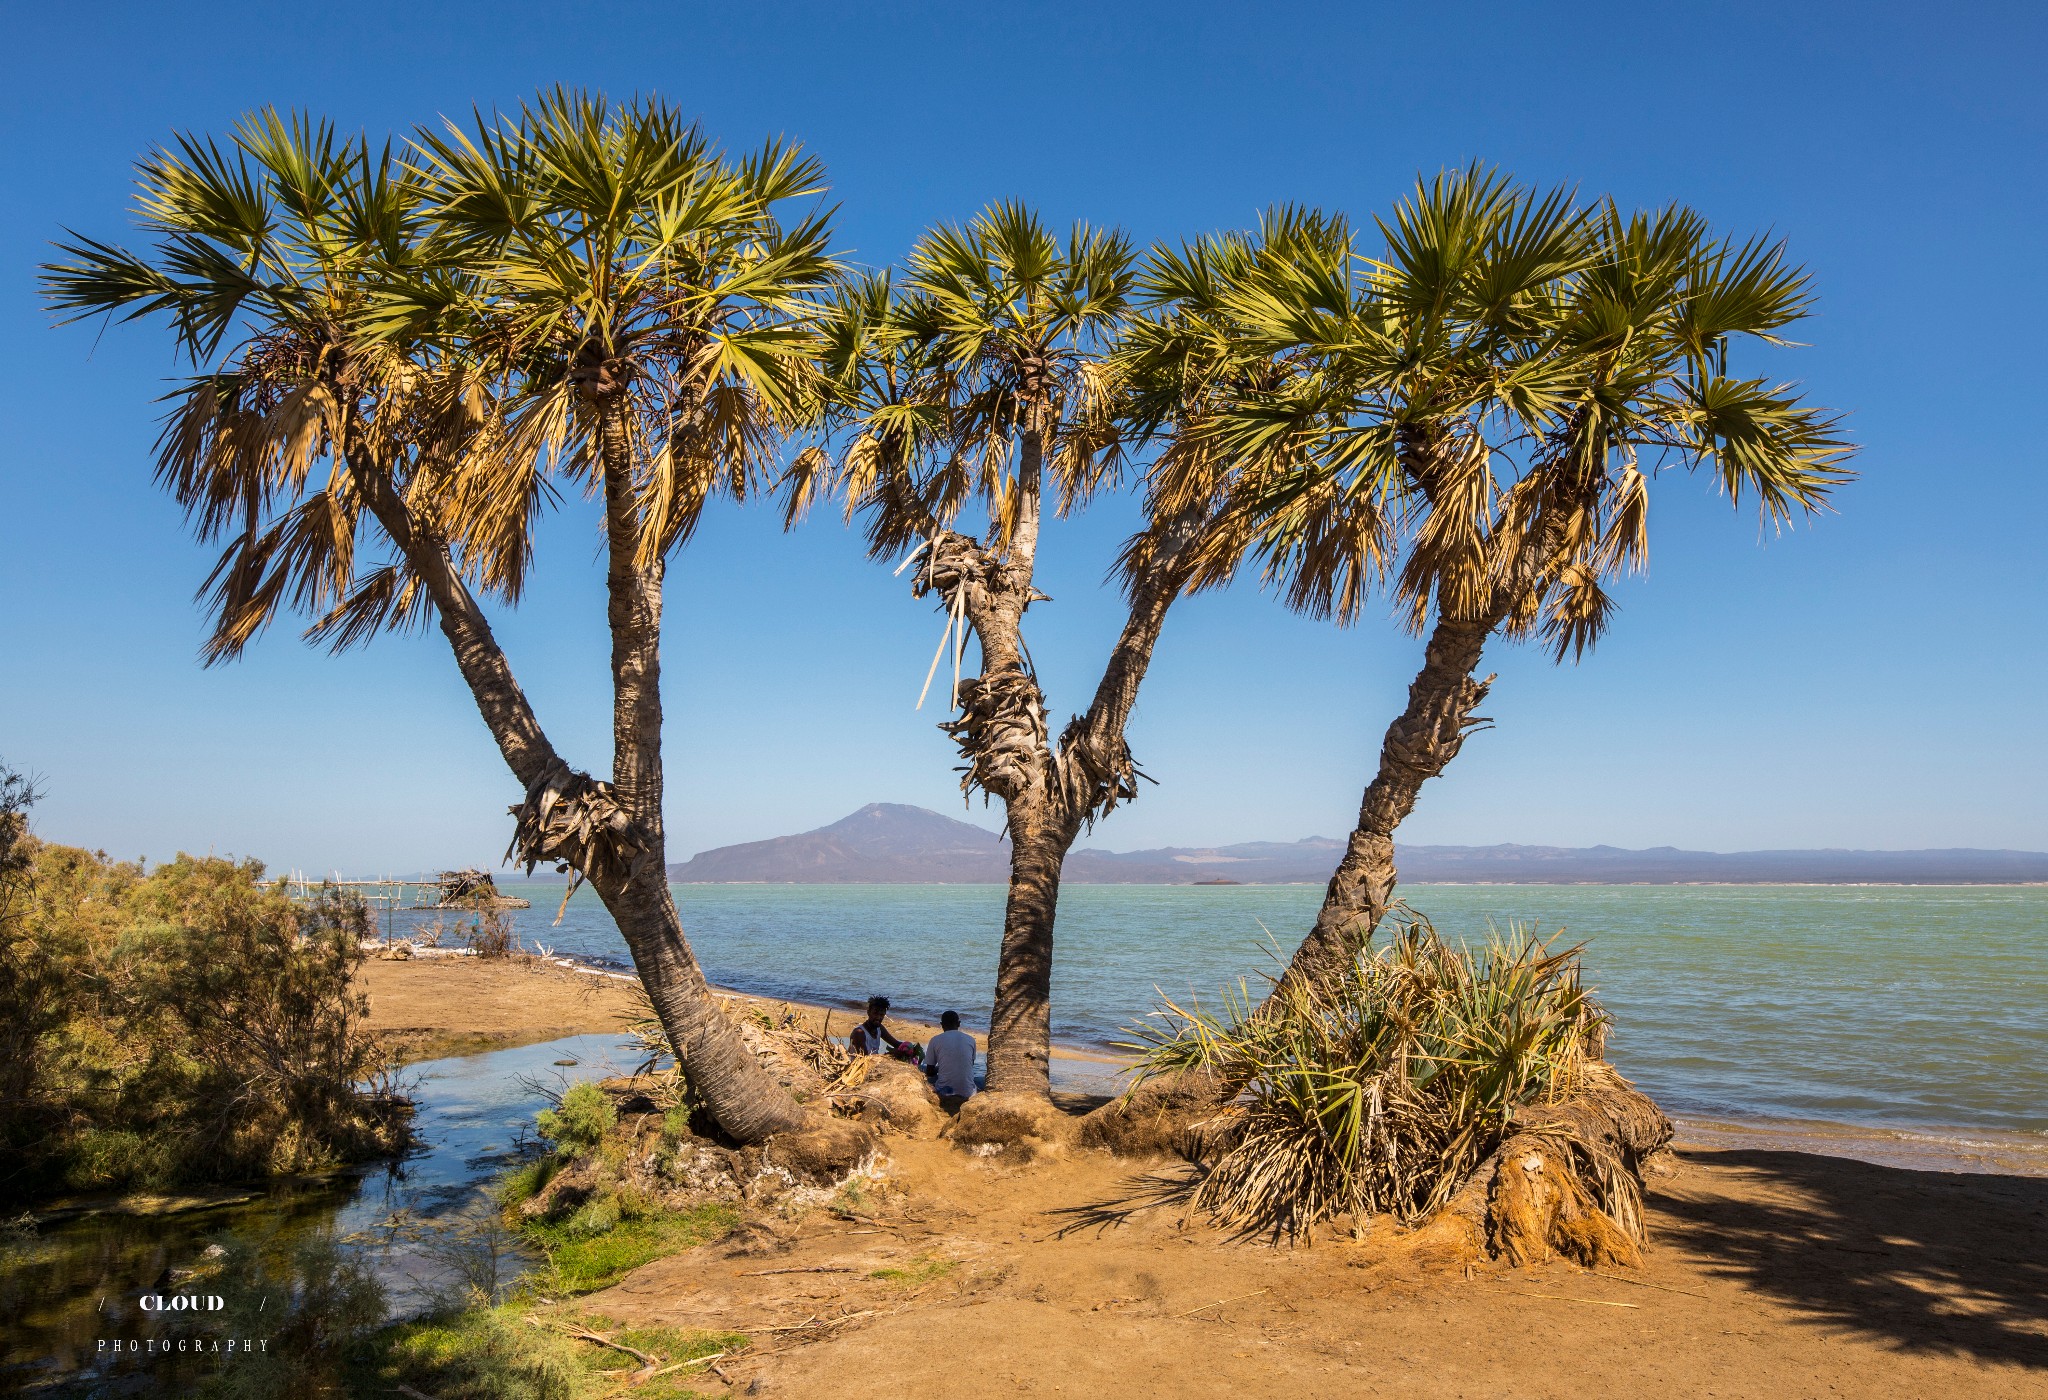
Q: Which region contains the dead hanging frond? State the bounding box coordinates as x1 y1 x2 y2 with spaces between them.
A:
505 763 654 917
303 562 433 652
907 530 997 711
940 662 1049 805
893 527 1055 805
1538 561 1615 662
1395 429 1497 628
1051 716 1151 829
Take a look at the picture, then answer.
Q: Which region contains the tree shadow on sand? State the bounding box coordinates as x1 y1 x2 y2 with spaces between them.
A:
1048 1168 1198 1238
1654 1148 2048 1369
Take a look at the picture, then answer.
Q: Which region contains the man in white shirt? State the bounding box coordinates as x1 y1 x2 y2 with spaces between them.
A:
925 1011 979 1111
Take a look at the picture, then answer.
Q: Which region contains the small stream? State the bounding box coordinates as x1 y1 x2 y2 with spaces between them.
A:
0 1033 640 1396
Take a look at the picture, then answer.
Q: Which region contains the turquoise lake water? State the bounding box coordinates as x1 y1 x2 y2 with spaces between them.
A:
451 882 2048 1142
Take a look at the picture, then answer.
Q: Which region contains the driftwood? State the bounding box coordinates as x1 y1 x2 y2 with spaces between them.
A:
422 867 529 910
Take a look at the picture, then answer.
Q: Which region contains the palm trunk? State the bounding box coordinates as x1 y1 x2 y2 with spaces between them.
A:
341 452 555 789
1274 610 1498 996
953 500 1199 1101
589 401 806 1138
599 863 806 1141
343 423 807 1144
984 809 1075 1095
598 402 665 821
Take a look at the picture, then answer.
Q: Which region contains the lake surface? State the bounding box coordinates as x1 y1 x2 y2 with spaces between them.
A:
478 882 2048 1148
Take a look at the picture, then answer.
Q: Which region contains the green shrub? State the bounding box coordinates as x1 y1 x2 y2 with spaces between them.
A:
0 831 406 1201
1128 911 1608 1237
497 1157 560 1212
520 1203 738 1296
359 1305 581 1400
535 1083 615 1159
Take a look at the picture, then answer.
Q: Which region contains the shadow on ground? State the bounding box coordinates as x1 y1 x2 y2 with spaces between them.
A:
1656 1147 2048 1369
1047 1168 1197 1238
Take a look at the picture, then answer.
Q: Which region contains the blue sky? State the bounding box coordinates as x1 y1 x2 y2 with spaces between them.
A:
2 1 2043 872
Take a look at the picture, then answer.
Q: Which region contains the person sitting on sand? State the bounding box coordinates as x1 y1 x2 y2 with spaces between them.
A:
850 996 906 1057
925 1011 978 1111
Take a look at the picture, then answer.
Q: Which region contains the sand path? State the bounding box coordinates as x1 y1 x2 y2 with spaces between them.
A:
587 1135 2048 1398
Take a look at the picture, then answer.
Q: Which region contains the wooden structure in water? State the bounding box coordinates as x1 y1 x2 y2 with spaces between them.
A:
284 868 533 924
422 869 531 910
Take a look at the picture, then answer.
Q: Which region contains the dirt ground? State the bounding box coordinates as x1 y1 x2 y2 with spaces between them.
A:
362 956 2048 1396
356 954 646 1062
585 1133 2048 1399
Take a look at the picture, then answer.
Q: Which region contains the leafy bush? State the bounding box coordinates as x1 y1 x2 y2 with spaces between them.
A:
466 911 519 959
535 1083 615 1158
0 807 407 1201
1127 912 1608 1237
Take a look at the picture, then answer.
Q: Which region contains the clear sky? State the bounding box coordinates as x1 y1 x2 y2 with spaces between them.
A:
2 1 2043 873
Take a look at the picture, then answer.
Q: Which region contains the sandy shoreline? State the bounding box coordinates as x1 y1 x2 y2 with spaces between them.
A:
356 946 1123 1069
358 947 2045 1177
353 950 2048 1394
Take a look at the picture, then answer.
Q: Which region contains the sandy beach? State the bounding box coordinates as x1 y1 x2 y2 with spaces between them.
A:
357 950 1120 1069
355 952 2048 1396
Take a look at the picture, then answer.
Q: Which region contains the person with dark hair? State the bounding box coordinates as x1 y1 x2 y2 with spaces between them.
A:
926 1010 978 1111
850 997 906 1057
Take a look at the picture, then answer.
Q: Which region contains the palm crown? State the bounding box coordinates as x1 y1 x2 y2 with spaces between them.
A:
1138 168 1852 654
393 89 840 576
795 202 1134 560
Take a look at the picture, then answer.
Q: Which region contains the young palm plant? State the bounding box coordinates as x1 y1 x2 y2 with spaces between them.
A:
1126 914 1613 1240
792 207 1226 1098
41 101 827 1144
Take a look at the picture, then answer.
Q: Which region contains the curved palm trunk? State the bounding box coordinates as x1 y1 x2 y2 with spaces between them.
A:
343 433 806 1143
1274 609 1501 998
597 863 805 1141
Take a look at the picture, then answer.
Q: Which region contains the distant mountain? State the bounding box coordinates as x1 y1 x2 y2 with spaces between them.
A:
667 803 1012 883
667 804 2048 885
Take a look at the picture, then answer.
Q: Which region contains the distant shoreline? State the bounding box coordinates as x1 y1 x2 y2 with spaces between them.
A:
493 877 2048 888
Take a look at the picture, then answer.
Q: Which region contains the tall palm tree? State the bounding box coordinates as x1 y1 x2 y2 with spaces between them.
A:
391 92 839 1140
793 207 1217 1099
41 102 825 1144
1178 170 1853 991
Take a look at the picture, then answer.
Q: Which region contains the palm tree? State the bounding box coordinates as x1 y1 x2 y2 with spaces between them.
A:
794 207 1220 1099
1178 170 1854 992
393 92 839 1140
41 101 827 1144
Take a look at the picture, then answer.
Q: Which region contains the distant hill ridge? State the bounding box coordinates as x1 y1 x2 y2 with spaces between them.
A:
666 804 2048 885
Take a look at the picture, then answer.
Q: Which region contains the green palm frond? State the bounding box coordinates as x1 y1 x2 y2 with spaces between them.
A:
405 90 840 572
40 110 471 665
795 202 1136 561
1142 168 1854 651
